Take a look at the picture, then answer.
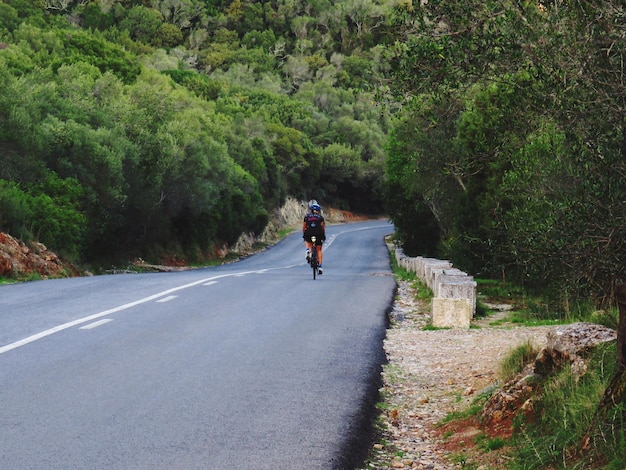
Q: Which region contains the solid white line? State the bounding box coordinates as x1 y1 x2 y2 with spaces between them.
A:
79 319 113 330
0 271 259 355
156 295 177 303
203 281 218 286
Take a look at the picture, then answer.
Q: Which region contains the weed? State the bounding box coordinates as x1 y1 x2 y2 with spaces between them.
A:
422 324 449 331
499 340 540 383
382 363 406 386
441 399 486 425
448 452 480 469
510 341 625 468
277 228 295 238
474 433 507 451
476 278 527 300
412 280 433 300
474 300 490 318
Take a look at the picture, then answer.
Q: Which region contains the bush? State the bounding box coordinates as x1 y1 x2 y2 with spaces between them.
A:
0 180 33 241
0 175 86 261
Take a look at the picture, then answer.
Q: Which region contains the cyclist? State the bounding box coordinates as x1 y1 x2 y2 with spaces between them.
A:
303 199 325 274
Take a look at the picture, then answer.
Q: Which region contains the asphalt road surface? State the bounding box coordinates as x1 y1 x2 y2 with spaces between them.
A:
0 219 396 469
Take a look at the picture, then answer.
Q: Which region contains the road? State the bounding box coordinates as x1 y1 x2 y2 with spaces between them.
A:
0 219 395 469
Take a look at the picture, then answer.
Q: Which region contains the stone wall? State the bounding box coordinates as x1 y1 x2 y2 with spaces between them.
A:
394 248 476 329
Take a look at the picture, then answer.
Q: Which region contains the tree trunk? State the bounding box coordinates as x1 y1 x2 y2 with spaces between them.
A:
593 284 626 420
617 283 626 372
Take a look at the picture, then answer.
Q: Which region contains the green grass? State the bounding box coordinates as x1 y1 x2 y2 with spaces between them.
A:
437 340 625 469
474 433 507 452
476 278 527 300
448 451 479 469
507 342 625 469
388 246 433 303
422 324 449 331
277 227 296 238
440 396 489 425
498 340 540 383
392 263 416 282
474 277 615 328
1 272 44 283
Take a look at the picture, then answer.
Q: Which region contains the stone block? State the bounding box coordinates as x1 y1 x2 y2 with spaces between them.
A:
432 270 468 296
437 279 477 316
431 297 472 329
422 259 452 286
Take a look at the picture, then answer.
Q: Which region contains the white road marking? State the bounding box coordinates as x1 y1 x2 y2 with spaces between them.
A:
203 281 218 286
156 295 177 303
0 224 391 354
0 270 260 355
79 319 113 330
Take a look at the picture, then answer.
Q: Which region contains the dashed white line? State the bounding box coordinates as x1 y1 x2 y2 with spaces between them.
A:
156 295 177 303
0 271 258 355
80 319 113 330
0 253 353 355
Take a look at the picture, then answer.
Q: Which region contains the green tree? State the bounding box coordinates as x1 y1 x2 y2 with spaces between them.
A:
0 0 394 266
0 180 34 241
79 2 115 31
56 29 141 83
2 0 47 28
0 2 21 34
386 0 625 301
28 172 87 259
118 6 164 46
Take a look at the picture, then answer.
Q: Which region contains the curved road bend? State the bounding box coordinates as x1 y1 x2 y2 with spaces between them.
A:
0 219 396 469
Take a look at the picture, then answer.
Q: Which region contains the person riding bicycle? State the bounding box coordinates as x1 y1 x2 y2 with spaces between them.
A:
303 199 325 274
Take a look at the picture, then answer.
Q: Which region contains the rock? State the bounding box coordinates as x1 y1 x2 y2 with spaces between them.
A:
0 250 13 276
535 322 617 377
0 232 75 279
481 322 616 430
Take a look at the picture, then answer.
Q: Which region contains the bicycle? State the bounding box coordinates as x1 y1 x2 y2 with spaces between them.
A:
308 236 321 280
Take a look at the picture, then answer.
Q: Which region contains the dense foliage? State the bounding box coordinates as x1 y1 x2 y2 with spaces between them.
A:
0 0 623 312
0 0 390 264
384 0 625 308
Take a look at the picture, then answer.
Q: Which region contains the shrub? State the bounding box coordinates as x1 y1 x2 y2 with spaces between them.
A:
0 180 33 241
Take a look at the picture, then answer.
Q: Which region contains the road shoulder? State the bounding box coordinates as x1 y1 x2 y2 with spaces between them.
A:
363 280 552 469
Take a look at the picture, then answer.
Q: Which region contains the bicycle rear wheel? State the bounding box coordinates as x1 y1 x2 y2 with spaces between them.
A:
311 253 318 280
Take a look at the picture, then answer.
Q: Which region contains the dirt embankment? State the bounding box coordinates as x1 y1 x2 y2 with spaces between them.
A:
0 232 77 279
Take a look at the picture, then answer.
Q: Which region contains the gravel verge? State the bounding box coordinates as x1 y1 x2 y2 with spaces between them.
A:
360 280 553 469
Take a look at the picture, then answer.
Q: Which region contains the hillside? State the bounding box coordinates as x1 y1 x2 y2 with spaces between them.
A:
0 0 390 268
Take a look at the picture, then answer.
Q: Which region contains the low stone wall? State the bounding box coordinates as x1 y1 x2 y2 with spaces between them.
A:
394 248 476 329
